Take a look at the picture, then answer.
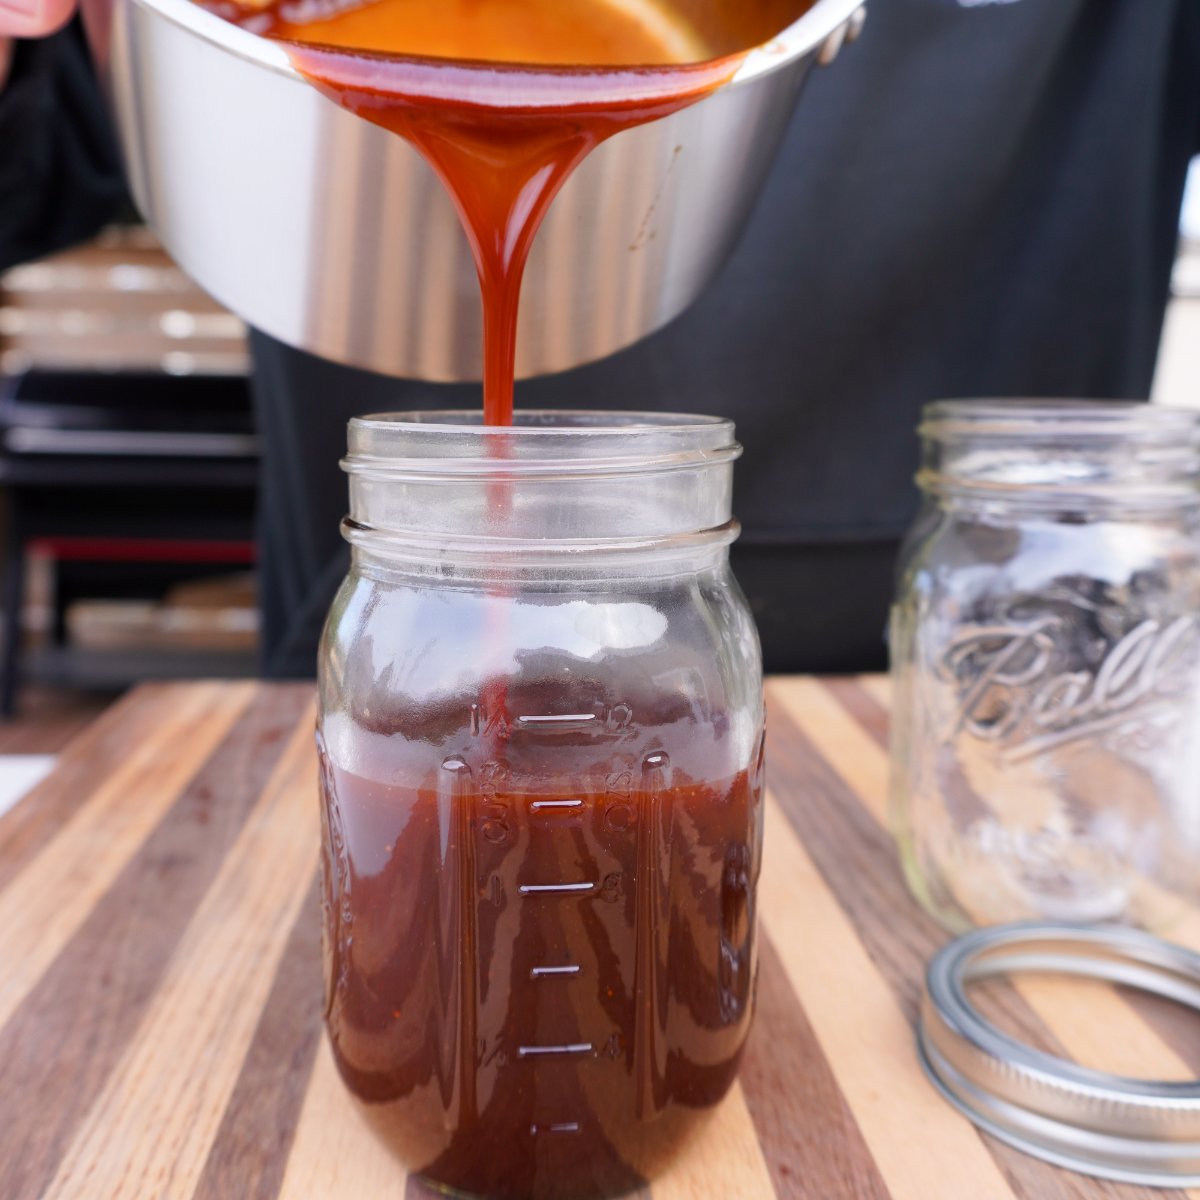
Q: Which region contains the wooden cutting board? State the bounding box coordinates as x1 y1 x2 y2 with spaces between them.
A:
1 678 1197 1200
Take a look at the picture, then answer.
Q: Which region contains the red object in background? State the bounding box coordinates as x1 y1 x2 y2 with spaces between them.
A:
28 537 257 565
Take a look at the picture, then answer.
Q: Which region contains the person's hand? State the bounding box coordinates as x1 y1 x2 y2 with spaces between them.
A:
1 0 78 88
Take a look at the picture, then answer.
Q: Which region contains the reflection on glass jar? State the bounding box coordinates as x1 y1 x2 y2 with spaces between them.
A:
318 412 764 1200
890 401 1200 932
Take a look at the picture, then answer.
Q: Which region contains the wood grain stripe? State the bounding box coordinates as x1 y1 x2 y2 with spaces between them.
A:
0 681 256 1034
193 873 325 1200
759 789 1018 1200
650 1085 777 1200
0 686 170 889
0 685 312 1200
858 674 892 708
276 1039 409 1199
770 678 889 825
41 707 319 1200
822 677 890 751
764 695 940 1020
740 932 891 1200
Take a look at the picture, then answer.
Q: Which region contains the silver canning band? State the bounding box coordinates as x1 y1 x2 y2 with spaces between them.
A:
919 922 1200 1186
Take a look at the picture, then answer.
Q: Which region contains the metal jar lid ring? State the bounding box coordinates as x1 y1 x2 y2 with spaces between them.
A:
918 922 1200 1187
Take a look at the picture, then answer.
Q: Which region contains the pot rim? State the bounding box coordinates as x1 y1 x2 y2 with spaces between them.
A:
117 0 865 89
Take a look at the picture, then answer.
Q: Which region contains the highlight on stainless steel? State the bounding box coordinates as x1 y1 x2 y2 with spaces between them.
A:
919 922 1200 1187
79 0 867 380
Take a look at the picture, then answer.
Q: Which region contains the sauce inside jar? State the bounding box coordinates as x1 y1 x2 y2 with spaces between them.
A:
319 684 764 1199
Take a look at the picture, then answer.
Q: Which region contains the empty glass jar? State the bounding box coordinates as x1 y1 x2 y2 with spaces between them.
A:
891 401 1200 932
317 411 764 1200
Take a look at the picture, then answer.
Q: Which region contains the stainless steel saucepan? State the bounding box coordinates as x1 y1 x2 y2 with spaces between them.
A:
80 0 865 380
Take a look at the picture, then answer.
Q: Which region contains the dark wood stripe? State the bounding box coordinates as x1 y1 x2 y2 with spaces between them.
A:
1113 985 1200 1076
194 872 324 1200
741 931 891 1200
0 685 311 1200
0 685 170 890
820 677 891 751
763 698 1187 1200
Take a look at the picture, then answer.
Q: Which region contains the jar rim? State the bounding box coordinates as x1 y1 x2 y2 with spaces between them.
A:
344 409 741 481
921 399 1200 441
351 410 732 436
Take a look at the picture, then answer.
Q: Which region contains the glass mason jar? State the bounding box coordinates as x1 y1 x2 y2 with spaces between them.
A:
317 411 764 1200
891 401 1200 932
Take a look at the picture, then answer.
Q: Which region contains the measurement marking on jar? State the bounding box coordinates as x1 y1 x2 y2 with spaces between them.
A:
531 964 581 978
517 714 597 727
519 882 596 896
530 799 584 811
518 1043 593 1058
530 1122 581 1135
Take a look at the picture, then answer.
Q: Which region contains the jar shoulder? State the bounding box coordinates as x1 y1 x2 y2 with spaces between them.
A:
319 568 763 778
900 512 1200 606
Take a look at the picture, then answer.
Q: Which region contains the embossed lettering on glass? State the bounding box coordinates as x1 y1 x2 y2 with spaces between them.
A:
317 412 764 1200
890 401 1200 931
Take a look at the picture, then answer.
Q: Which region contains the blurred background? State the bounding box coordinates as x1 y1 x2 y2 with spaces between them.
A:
0 221 254 782
0 156 1196 794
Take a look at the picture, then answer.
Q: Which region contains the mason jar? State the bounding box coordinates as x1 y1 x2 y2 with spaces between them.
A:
317 411 764 1200
890 400 1200 932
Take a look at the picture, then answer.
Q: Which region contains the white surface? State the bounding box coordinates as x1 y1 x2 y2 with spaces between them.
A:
1151 160 1200 409
0 756 57 819
1153 297 1200 409
1182 159 1200 244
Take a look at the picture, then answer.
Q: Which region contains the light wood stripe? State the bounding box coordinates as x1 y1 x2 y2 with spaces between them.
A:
0 681 255 1032
784 684 1200 1090
651 1085 776 1200
276 1039 409 1199
759 789 1019 1200
41 707 318 1200
0 686 171 890
770 678 889 824
858 674 893 707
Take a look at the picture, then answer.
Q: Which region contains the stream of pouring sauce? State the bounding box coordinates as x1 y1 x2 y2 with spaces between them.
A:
215 0 744 424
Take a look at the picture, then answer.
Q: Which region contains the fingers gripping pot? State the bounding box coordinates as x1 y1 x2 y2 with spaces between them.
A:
317 412 765 1199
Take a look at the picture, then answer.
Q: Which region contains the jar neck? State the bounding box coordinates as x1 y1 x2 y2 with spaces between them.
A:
349 535 736 586
918 401 1200 520
341 410 743 571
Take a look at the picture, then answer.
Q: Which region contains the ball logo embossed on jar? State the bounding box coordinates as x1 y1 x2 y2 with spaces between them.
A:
939 608 1200 761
